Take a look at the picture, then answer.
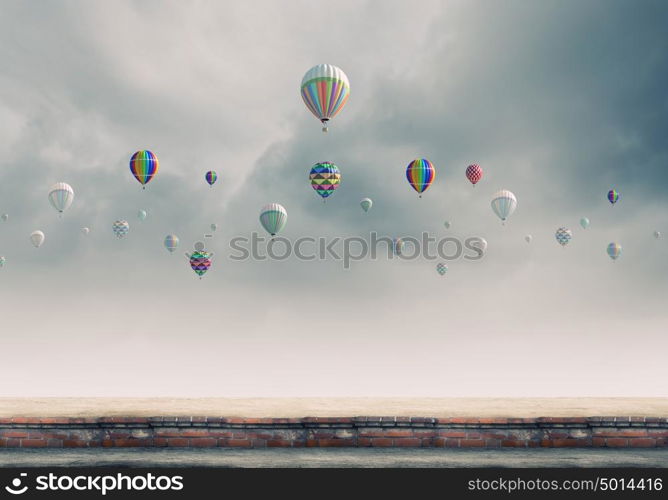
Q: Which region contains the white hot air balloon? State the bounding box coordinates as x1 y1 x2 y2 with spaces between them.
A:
360 198 373 213
0 256 5 267
525 235 533 243
490 189 517 224
48 182 74 214
81 227 90 236
30 230 45 248
443 220 451 229
210 223 218 232
1 214 8 222
259 204 287 236
137 209 148 221
654 231 661 239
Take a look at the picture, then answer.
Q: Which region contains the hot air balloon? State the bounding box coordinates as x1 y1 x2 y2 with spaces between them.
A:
436 262 448 276
30 230 45 248
309 162 341 200
259 204 287 236
301 64 350 132
48 182 74 214
580 217 590 229
1 214 7 222
164 234 179 253
189 250 212 278
138 209 147 221
210 223 218 232
360 198 372 213
205 170 218 187
555 227 572 247
392 238 404 256
525 235 533 243
654 231 661 239
443 221 451 229
129 150 159 189
406 159 435 197
470 236 488 254
608 189 619 205
0 256 5 268
81 227 90 236
465 164 483 186
112 220 129 239
491 190 517 223
607 242 622 261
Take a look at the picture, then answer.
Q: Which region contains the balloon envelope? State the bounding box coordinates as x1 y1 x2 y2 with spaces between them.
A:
607 189 619 204
1 214 7 222
392 238 404 256
443 221 451 229
190 250 212 277
607 242 622 260
555 227 572 246
81 227 90 235
137 209 147 221
0 256 5 267
465 164 483 185
310 162 341 199
210 224 217 232
491 190 517 222
525 235 533 243
360 198 372 213
436 262 448 276
654 231 661 239
164 234 179 253
259 203 287 236
112 220 129 239
30 230 45 248
301 64 350 131
406 159 435 195
205 170 218 186
129 150 159 188
48 182 74 213
580 217 590 229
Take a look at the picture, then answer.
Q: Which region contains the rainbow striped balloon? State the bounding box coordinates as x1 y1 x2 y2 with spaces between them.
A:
406 159 435 196
301 64 350 132
205 170 218 186
129 150 159 189
607 189 619 205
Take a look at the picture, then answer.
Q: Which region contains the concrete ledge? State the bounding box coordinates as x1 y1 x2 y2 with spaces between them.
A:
1 417 666 448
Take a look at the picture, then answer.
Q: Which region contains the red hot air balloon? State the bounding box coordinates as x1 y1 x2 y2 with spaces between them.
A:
465 164 483 186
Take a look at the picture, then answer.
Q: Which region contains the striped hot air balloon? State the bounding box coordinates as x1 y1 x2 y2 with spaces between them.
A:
607 242 622 261
490 190 517 223
205 170 218 187
607 189 619 205
129 150 159 189
406 159 435 197
309 162 341 201
164 234 179 253
259 203 287 237
301 64 350 132
48 182 74 214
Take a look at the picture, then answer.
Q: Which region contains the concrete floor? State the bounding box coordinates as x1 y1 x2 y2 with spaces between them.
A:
1 398 667 417
1 448 667 468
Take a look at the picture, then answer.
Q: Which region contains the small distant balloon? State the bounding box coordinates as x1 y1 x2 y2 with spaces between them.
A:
580 217 590 229
470 236 488 254
0 256 5 267
1 214 7 222
205 170 218 187
259 203 287 236
48 182 74 214
210 223 218 232
81 227 90 236
525 235 533 243
607 242 622 261
654 231 661 239
436 262 448 276
607 189 619 205
30 230 45 248
555 227 572 247
129 150 159 189
491 189 517 223
137 209 148 221
194 241 205 252
392 238 404 256
360 198 372 213
443 221 451 229
112 220 129 239
164 234 179 253
465 164 483 186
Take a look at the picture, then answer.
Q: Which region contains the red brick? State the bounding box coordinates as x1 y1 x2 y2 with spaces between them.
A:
606 438 628 447
306 439 318 447
267 439 293 447
180 429 212 437
386 429 415 437
450 417 478 424
466 432 482 439
358 429 388 438
154 438 169 447
189 438 217 447
39 432 70 440
460 439 485 447
317 439 355 447
167 439 189 447
251 439 267 448
1 431 29 438
46 439 63 448
592 437 606 447
485 439 501 447
227 439 252 447
21 439 47 448
358 438 372 447
480 432 508 439
113 439 150 447
371 438 393 447
63 440 89 448
6 439 20 447
629 439 656 448
438 431 467 438
501 440 526 447
393 438 421 447
647 430 668 437
552 439 583 448
444 439 460 447
594 429 647 437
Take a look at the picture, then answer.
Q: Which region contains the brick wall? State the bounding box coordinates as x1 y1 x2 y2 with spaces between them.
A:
0 417 666 448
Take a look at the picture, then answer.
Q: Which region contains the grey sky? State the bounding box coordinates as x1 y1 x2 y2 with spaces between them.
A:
0 0 666 397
